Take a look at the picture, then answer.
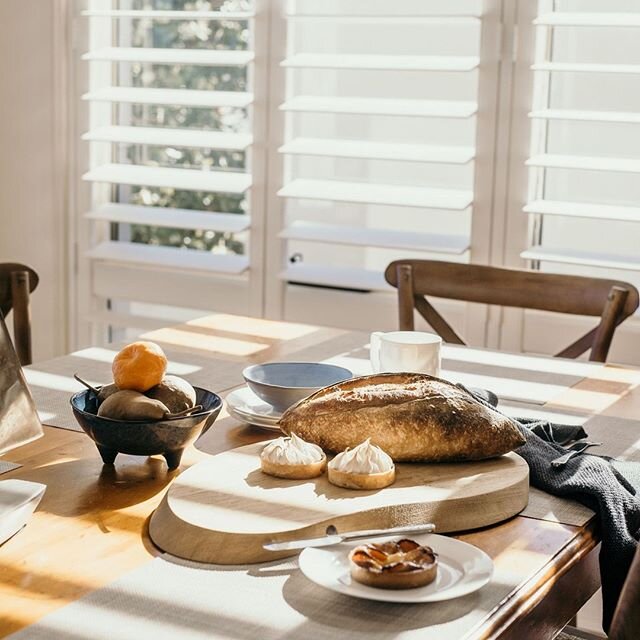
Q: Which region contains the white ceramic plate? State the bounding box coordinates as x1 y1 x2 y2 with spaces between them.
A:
225 386 283 430
299 533 493 603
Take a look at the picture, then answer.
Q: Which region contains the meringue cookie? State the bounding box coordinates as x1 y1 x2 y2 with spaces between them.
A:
260 433 327 479
328 439 394 474
328 439 395 490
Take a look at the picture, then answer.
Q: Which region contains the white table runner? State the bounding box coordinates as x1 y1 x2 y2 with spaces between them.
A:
8 553 523 640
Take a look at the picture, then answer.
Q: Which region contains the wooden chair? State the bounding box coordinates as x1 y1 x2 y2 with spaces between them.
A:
0 263 39 366
557 542 640 639
384 259 639 363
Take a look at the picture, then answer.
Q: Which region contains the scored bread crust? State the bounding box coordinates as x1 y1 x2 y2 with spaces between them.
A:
279 373 525 462
260 455 326 479
327 466 395 490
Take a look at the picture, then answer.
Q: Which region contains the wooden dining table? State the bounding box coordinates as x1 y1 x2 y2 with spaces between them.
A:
2 313 640 639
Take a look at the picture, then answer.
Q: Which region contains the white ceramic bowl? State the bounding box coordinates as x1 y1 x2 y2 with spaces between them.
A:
242 362 352 412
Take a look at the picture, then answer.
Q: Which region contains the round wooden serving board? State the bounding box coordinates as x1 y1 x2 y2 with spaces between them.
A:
149 443 529 564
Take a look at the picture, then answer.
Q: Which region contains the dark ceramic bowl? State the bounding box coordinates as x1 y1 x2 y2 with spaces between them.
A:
242 362 353 412
70 386 222 470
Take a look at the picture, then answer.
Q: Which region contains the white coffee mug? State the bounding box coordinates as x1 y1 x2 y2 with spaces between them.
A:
370 331 442 376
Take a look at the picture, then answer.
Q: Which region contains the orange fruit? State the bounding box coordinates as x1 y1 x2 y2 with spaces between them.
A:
112 341 168 392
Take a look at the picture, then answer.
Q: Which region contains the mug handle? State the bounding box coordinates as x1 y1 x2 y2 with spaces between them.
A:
369 332 384 373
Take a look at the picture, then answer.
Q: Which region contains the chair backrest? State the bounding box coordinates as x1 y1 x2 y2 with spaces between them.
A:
0 263 39 366
384 259 639 363
609 542 640 640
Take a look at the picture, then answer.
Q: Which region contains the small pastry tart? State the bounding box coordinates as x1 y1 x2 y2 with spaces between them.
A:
327 439 395 490
260 432 327 479
349 538 438 590
327 467 394 490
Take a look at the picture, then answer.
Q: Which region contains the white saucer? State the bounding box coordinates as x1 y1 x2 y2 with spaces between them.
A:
226 386 283 431
299 533 493 603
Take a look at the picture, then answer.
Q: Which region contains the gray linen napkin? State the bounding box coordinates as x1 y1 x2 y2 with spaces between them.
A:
465 385 640 633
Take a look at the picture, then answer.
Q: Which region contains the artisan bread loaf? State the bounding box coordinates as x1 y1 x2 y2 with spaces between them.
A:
279 373 525 462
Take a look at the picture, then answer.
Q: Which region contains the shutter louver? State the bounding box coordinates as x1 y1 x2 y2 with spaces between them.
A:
83 126 253 150
86 204 251 233
280 96 478 118
83 47 254 65
83 87 254 108
83 164 252 193
82 9 255 19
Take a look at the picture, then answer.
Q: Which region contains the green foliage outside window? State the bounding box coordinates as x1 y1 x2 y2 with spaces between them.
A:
119 0 251 255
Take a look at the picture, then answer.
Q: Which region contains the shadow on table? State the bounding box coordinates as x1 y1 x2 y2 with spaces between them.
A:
159 553 509 636
3 550 518 640
195 415 272 456
31 455 175 520
1 558 284 640
281 569 484 635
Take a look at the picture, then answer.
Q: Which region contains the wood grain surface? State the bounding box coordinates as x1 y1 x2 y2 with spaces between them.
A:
149 444 529 564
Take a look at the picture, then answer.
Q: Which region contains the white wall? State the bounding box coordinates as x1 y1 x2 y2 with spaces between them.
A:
0 1 68 361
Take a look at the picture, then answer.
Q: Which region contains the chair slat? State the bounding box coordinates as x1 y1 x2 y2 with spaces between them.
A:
385 260 639 317
590 286 629 362
0 263 39 366
397 264 416 330
414 297 465 345
609 542 640 639
10 271 33 365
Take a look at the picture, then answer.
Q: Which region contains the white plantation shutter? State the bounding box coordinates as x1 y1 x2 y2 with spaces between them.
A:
268 0 501 333
78 1 263 340
491 0 640 362
521 1 640 288
75 0 503 342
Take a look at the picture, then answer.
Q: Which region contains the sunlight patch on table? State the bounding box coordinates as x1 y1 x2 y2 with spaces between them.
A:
546 387 623 414
36 411 57 423
620 437 640 460
70 347 120 363
442 370 567 405
72 347 202 375
38 455 83 467
321 354 371 376
443 346 640 386
185 314 319 340
13 566 296 640
597 365 640 385
492 548 548 575
442 346 601 378
23 370 94 393
142 328 270 357
500 403 589 425
318 353 582 406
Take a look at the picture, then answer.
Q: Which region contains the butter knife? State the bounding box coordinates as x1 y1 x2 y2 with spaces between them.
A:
263 523 436 552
